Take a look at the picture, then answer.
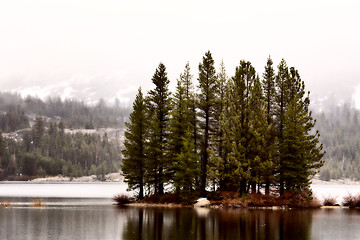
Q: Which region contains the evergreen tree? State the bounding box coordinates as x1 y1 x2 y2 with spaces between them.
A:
212 60 229 190
32 117 45 150
180 63 199 178
0 132 6 173
197 51 217 191
168 79 189 184
261 56 276 195
180 62 197 146
248 75 269 193
48 122 58 158
173 128 199 193
274 59 291 195
121 88 148 199
280 67 324 192
147 63 172 195
231 60 257 194
168 67 199 193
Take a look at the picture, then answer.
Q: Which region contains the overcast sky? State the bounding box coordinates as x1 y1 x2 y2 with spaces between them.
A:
0 0 359 108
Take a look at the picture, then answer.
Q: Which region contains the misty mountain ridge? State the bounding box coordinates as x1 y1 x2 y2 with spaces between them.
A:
0 91 130 132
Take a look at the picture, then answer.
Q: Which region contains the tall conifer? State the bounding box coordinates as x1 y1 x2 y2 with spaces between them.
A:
197 51 217 191
121 88 148 199
280 67 324 191
274 59 291 195
261 56 276 195
147 63 172 195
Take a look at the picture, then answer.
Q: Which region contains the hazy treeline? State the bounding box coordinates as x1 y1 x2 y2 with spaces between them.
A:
122 51 324 200
0 117 121 180
0 91 130 131
0 105 29 132
315 104 360 180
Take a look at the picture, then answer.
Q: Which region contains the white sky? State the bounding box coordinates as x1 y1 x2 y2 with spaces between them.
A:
0 0 359 107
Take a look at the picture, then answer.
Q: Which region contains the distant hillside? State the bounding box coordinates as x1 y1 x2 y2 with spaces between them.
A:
314 104 360 181
0 91 128 180
0 91 131 132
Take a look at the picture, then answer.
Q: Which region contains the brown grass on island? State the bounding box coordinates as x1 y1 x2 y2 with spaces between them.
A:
342 194 360 208
323 196 338 206
32 198 46 207
113 194 135 206
209 190 321 209
115 189 322 209
0 201 13 208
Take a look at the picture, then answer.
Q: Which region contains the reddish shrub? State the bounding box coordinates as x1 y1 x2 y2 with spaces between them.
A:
323 196 338 206
113 194 134 205
342 194 360 208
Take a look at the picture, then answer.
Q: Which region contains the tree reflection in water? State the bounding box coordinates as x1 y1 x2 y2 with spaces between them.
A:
121 207 313 240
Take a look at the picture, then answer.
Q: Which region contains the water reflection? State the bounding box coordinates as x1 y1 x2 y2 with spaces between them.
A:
121 208 314 240
0 205 123 240
1 202 360 240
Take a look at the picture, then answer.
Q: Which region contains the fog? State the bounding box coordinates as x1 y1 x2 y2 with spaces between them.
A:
0 0 359 108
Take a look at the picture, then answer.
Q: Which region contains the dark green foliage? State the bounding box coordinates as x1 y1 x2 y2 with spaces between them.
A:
0 132 8 175
209 60 228 190
0 105 29 133
147 63 172 195
32 117 45 150
168 65 200 193
315 104 360 180
217 60 263 194
122 88 148 199
261 56 277 195
197 51 217 191
0 122 121 179
121 54 324 201
275 62 324 194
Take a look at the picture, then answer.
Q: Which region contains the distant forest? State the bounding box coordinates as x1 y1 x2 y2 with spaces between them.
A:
0 91 130 131
0 92 128 180
315 104 360 181
0 117 121 180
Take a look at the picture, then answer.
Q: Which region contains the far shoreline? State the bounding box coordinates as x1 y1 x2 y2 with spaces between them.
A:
30 172 123 183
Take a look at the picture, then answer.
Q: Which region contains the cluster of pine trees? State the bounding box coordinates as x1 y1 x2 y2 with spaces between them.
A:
122 51 325 199
0 117 121 180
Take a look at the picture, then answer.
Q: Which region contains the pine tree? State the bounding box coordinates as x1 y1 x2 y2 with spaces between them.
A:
168 66 200 193
173 128 199 193
180 62 197 148
217 60 257 194
48 122 58 158
208 60 229 190
274 59 291 195
121 88 148 199
147 63 172 195
280 67 324 192
32 117 45 150
248 75 269 193
180 63 199 180
0 132 6 172
261 56 276 195
197 51 217 191
168 79 188 184
232 60 257 194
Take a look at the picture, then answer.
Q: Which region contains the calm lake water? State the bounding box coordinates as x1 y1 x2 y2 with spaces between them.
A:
1 182 360 240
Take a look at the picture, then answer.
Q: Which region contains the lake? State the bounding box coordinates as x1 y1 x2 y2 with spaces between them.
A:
1 182 360 240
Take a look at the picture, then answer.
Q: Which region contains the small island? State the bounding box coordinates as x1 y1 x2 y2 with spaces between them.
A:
121 52 325 208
